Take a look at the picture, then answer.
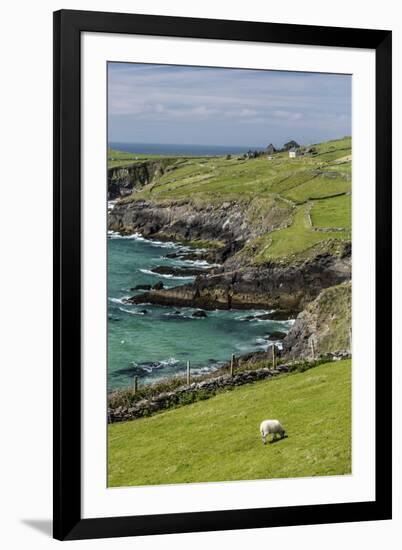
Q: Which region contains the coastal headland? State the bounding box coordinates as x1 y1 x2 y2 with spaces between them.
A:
108 137 352 364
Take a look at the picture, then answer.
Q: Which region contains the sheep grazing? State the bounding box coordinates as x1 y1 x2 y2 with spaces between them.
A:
260 419 286 445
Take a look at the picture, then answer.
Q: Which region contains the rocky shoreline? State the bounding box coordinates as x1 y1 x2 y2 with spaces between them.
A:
125 249 350 314
109 194 351 314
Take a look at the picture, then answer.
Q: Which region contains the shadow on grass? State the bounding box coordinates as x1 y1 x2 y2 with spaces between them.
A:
268 435 289 445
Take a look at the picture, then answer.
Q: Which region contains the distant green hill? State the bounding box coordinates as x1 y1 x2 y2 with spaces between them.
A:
108 359 351 487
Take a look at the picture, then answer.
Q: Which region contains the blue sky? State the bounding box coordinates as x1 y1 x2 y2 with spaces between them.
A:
108 62 351 148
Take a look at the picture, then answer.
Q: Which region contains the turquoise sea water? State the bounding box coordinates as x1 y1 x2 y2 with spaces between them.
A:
107 232 293 390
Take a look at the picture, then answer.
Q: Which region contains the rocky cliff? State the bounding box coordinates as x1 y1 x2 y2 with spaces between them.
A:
282 282 352 358
108 196 291 243
108 159 176 200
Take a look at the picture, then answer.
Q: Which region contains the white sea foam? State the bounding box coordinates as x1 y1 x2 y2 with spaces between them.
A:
107 231 186 252
178 259 221 268
235 310 273 322
108 296 130 305
159 357 179 367
118 307 146 316
148 240 179 249
134 357 181 374
163 311 195 320
235 343 255 352
108 231 154 242
108 231 143 240
139 269 195 280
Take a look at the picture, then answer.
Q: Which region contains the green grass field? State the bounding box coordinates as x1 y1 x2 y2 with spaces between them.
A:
242 205 350 263
310 194 351 230
108 359 351 487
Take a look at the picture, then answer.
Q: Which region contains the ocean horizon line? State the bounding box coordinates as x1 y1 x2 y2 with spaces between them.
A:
108 141 268 156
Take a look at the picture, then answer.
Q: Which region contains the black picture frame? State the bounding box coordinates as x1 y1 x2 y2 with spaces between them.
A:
53 9 392 541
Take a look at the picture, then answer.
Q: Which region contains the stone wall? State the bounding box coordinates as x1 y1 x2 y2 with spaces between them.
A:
108 364 291 423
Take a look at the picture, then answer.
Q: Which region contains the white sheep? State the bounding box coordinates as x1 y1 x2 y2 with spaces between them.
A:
260 419 286 445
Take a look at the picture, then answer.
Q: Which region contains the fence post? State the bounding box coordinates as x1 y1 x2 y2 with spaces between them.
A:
187 360 191 386
310 338 315 360
230 354 235 377
133 376 138 394
272 345 276 370
349 326 352 354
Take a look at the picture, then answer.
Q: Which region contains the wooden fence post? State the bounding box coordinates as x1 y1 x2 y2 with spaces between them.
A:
230 354 235 377
272 345 276 370
187 361 190 385
133 376 138 394
310 338 315 360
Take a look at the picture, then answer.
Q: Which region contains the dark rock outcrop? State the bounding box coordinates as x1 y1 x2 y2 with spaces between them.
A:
192 310 207 318
131 284 151 291
152 281 164 290
150 265 209 277
268 331 287 341
128 247 351 313
108 159 176 200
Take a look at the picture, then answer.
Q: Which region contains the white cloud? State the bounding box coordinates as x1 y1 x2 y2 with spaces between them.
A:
272 110 304 121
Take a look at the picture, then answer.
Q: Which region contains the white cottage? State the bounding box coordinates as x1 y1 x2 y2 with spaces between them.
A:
289 147 302 158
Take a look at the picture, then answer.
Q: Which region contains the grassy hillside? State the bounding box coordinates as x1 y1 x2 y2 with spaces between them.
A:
108 359 351 487
113 137 351 263
311 283 352 353
240 205 350 263
132 137 351 204
310 194 351 230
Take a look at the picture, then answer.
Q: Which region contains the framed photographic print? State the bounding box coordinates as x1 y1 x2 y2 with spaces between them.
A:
53 9 392 541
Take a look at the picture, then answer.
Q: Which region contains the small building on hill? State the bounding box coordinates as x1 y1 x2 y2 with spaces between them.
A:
289 147 302 158
284 139 300 151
